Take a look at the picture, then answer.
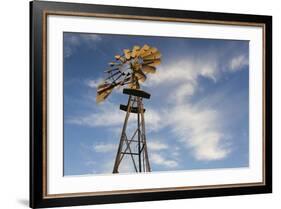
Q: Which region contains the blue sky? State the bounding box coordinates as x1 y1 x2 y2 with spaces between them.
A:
63 32 249 176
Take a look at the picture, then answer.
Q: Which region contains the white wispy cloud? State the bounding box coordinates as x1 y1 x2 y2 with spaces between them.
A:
85 161 96 167
150 153 178 168
143 57 217 106
86 78 104 88
171 146 180 157
144 59 216 87
67 102 124 127
67 101 163 132
148 140 169 151
64 33 102 58
93 143 116 153
173 83 196 104
80 34 102 42
167 104 231 160
99 157 137 174
228 54 249 72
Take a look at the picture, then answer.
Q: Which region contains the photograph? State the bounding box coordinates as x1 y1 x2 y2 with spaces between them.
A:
63 32 249 175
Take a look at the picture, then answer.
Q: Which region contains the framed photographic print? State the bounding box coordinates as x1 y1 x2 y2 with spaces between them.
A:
30 0 272 208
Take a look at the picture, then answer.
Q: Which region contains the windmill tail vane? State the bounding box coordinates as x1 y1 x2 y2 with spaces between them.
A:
96 44 161 173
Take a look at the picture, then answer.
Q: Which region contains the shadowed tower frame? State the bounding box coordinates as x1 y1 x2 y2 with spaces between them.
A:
113 88 151 173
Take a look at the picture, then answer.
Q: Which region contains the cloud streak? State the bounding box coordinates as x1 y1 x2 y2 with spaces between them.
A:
150 153 178 168
228 54 249 72
64 33 102 58
93 143 116 153
148 140 169 151
67 101 163 133
167 104 231 160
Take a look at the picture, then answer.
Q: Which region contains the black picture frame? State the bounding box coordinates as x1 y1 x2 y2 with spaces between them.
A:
30 1 272 208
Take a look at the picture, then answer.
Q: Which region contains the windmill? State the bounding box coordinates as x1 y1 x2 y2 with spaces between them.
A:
96 44 161 173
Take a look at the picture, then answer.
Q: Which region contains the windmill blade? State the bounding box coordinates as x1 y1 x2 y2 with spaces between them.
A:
143 58 161 67
131 45 141 57
97 82 113 93
139 46 158 58
97 72 131 96
123 49 131 60
109 62 121 67
115 55 126 63
142 65 156 74
121 57 127 63
150 47 158 53
104 65 121 73
142 51 161 60
140 44 150 51
148 60 161 67
118 73 132 86
97 81 123 103
139 44 150 55
96 87 114 103
115 55 121 60
105 70 123 81
109 73 124 84
139 49 153 57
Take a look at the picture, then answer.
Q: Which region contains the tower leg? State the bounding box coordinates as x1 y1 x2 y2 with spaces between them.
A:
112 96 132 173
137 109 142 172
138 97 151 172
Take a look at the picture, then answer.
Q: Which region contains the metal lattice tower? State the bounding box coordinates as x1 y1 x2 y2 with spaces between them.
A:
113 89 151 173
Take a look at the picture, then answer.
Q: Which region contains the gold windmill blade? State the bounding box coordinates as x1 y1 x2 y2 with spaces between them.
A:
148 59 161 67
143 58 161 67
118 73 132 86
97 82 112 94
104 66 120 73
115 54 126 63
114 55 121 60
142 51 161 60
108 61 120 67
149 47 158 53
123 49 131 60
139 48 153 57
131 45 141 58
96 81 121 103
139 46 159 58
96 87 114 103
142 65 156 74
139 44 150 56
